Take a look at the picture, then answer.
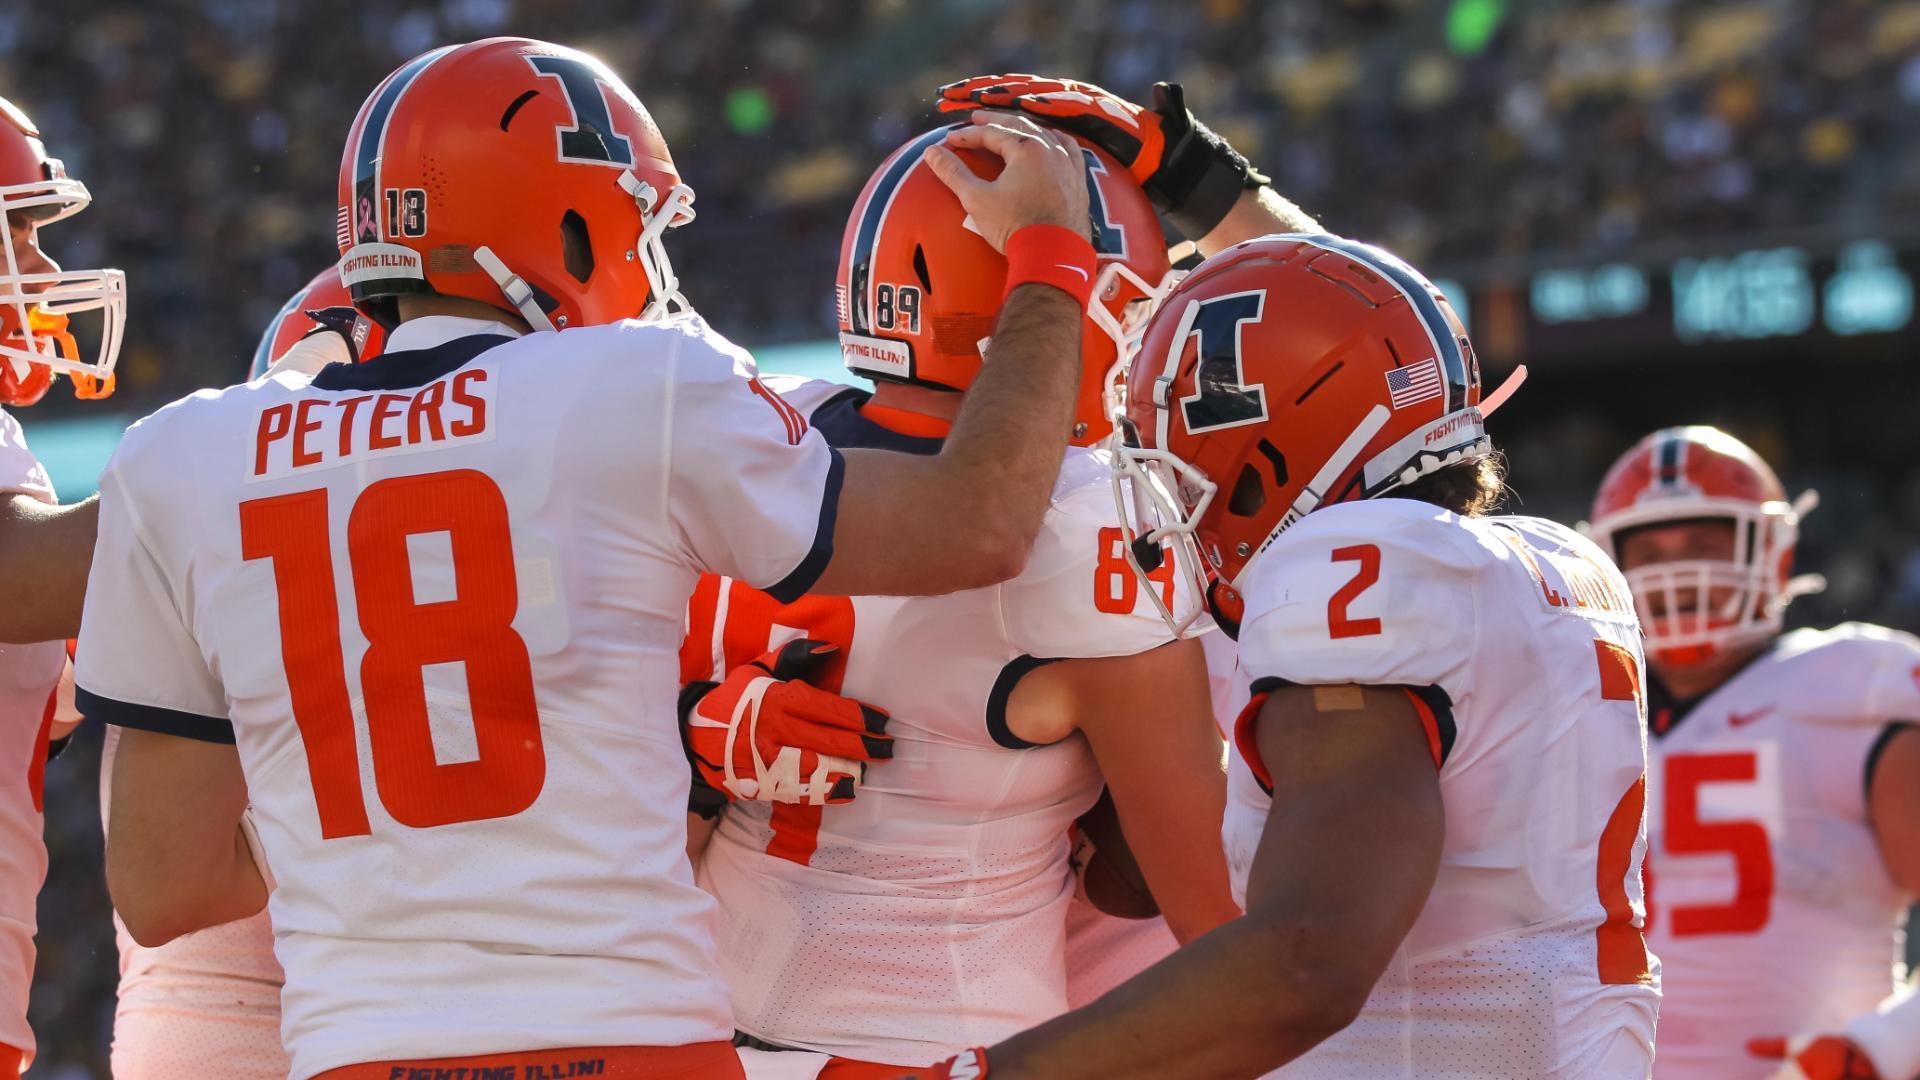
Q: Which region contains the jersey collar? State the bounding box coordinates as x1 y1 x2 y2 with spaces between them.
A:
383 315 525 353
1647 638 1780 738
311 315 521 393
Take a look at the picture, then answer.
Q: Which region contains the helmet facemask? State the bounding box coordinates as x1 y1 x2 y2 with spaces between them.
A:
1601 494 1823 665
1109 412 1217 638
0 176 126 401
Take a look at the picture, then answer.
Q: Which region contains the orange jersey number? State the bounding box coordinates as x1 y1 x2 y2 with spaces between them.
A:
1651 750 1773 936
1094 526 1174 615
239 469 545 838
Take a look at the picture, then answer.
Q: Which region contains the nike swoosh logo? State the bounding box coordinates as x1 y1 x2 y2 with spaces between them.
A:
1057 263 1090 281
1728 706 1774 728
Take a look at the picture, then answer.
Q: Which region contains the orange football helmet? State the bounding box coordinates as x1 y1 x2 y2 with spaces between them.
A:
1586 426 1821 666
249 266 387 380
835 125 1173 446
0 96 125 405
336 38 694 332
1113 233 1488 634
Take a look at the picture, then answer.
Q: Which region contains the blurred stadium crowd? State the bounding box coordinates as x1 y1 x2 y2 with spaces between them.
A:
2 0 1916 1071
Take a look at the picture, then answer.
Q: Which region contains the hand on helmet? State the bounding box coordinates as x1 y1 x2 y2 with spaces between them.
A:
922 111 1090 254
937 75 1268 239
679 639 891 814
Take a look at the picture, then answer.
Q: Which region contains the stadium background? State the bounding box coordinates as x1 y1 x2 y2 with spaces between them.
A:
3 0 1917 1072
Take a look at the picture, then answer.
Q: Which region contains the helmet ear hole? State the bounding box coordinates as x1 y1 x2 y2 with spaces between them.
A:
561 210 594 284
1228 463 1266 517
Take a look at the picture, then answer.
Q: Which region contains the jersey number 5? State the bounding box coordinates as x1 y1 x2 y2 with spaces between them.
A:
1648 750 1774 936
239 469 545 838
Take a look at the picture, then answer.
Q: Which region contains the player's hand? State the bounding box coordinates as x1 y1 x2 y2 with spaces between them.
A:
886 1048 990 1079
1749 1035 1883 1079
936 75 1269 239
923 111 1089 253
680 639 891 807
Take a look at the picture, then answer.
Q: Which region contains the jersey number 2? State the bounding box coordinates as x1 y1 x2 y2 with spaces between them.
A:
239 469 545 838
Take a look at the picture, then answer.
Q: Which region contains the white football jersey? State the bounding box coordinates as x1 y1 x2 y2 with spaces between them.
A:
100 724 287 1080
73 315 844 1078
1644 624 1918 1079
694 378 1182 1066
1224 500 1659 1079
0 407 59 1064
1063 901 1179 1009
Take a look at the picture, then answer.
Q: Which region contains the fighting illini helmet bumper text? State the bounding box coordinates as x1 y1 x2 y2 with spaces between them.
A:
336 38 694 333
1113 233 1490 635
0 97 125 405
1586 425 1821 666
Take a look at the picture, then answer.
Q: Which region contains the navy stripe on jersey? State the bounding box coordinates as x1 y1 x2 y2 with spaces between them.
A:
846 127 953 334
352 47 453 243
808 388 943 456
76 686 234 745
1306 234 1470 414
766 446 845 604
311 334 513 391
987 655 1066 750
1865 721 1916 799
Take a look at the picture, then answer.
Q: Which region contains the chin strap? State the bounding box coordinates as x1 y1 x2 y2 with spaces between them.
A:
1479 364 1528 418
472 245 557 332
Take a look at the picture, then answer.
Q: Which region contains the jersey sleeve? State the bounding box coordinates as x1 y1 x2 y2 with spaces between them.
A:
0 408 55 503
1237 505 1479 694
999 462 1183 660
72 437 231 743
1850 626 1920 723
664 326 843 604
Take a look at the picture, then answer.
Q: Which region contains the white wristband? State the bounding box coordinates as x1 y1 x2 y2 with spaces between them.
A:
1844 984 1920 1080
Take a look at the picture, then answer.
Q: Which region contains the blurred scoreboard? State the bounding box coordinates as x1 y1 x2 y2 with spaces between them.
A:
1433 238 1916 366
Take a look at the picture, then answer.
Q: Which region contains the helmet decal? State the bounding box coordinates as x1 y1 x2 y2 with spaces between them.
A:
1172 289 1269 435
527 54 636 167
1653 428 1691 494
1081 149 1128 259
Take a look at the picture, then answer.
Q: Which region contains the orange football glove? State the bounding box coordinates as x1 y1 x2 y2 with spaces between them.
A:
1749 1035 1883 1080
888 1048 990 1079
936 75 1267 238
679 639 891 813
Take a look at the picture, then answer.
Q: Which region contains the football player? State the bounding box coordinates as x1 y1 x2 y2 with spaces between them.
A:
81 38 1101 1080
0 93 124 1074
685 125 1239 1076
1587 426 1920 1080
101 267 374 1080
903 79 1657 1080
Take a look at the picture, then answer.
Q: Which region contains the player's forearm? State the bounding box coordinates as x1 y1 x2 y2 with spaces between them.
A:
1079 643 1238 942
0 493 96 643
1194 187 1324 257
107 729 265 946
984 912 1356 1079
939 281 1082 554
818 282 1081 596
110 817 267 947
